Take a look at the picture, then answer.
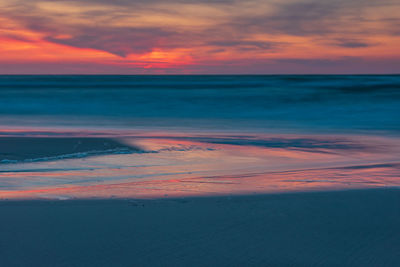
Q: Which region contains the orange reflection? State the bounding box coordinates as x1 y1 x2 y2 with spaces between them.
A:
1 162 399 200
1 132 399 200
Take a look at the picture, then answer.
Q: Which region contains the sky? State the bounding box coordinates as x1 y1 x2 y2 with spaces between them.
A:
0 0 399 74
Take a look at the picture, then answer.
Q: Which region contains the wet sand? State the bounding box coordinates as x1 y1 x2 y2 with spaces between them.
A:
1 188 399 266
0 137 137 162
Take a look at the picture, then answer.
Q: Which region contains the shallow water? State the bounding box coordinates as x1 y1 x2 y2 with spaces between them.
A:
0 75 399 199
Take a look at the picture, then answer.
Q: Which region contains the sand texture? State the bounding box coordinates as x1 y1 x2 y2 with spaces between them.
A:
1 189 399 267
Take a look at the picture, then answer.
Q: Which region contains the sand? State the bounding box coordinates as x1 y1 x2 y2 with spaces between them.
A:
0 137 137 162
0 188 399 266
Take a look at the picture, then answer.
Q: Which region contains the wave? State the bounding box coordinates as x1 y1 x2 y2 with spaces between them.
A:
0 75 399 133
0 147 134 164
0 138 217 164
0 137 141 164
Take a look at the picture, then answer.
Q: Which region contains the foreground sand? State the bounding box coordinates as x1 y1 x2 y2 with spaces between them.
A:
1 189 399 266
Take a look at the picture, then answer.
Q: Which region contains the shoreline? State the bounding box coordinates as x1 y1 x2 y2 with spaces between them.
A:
0 186 398 202
0 137 138 163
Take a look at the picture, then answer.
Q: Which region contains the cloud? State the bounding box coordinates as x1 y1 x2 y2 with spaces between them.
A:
0 0 399 73
1 55 399 74
227 0 400 36
46 27 174 57
207 40 280 52
332 39 372 48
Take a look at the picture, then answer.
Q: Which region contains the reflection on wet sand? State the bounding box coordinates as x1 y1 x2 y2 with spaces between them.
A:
0 130 399 200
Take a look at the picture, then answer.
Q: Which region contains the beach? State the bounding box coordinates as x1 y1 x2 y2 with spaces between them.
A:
1 189 399 266
1 75 399 266
1 0 400 263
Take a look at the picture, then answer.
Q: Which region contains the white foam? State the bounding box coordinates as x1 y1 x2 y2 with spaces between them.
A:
0 148 135 165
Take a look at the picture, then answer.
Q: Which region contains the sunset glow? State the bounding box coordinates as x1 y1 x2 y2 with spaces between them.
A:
1 0 399 74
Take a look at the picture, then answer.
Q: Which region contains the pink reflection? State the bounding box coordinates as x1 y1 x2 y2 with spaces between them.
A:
1 129 400 200
1 163 399 200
